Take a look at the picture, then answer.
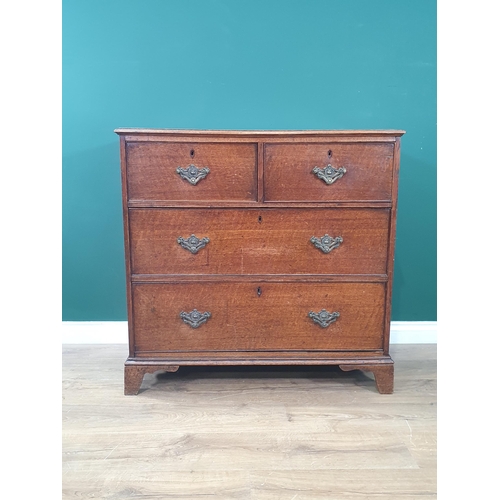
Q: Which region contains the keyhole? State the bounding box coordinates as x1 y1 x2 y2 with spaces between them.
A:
258 215 262 223
190 149 195 158
328 149 332 158
257 286 262 297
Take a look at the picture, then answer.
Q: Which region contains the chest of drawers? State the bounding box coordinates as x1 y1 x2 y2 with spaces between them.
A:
116 129 404 395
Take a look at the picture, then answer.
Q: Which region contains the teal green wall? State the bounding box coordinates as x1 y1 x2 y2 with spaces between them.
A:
63 0 436 321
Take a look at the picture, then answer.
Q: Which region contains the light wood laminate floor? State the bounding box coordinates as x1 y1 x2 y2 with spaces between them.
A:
62 344 436 499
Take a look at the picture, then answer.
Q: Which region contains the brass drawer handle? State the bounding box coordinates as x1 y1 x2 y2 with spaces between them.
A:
310 234 343 253
308 309 340 328
176 164 210 185
177 234 210 254
312 164 346 185
180 309 211 328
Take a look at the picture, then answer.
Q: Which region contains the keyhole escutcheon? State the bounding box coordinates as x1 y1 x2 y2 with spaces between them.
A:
258 215 262 223
328 149 332 158
257 286 262 297
190 149 195 158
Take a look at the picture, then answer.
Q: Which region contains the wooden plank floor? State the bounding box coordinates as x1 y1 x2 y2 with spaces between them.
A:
62 344 436 499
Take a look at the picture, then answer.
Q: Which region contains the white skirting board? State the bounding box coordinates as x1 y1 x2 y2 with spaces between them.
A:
61 321 437 344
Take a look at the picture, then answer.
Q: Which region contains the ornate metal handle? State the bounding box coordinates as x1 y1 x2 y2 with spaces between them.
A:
310 234 343 253
176 164 210 185
308 309 340 328
177 234 210 254
312 164 346 185
179 309 211 328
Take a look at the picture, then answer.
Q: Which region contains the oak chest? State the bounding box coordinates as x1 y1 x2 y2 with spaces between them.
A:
116 129 405 394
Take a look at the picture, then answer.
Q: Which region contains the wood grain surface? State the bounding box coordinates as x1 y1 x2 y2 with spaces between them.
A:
126 141 258 202
132 282 386 353
63 344 436 499
115 128 406 138
129 208 390 275
264 142 394 202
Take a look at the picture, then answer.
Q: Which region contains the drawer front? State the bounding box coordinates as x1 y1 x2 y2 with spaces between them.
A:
129 208 390 275
264 143 394 202
132 282 385 353
126 142 257 201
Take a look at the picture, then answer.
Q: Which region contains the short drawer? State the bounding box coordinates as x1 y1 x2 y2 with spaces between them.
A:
129 208 390 276
132 282 385 353
264 142 394 202
126 142 257 201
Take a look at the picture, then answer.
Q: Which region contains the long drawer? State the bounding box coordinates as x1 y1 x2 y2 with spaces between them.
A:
132 282 386 354
264 142 395 202
129 208 390 275
126 141 258 202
